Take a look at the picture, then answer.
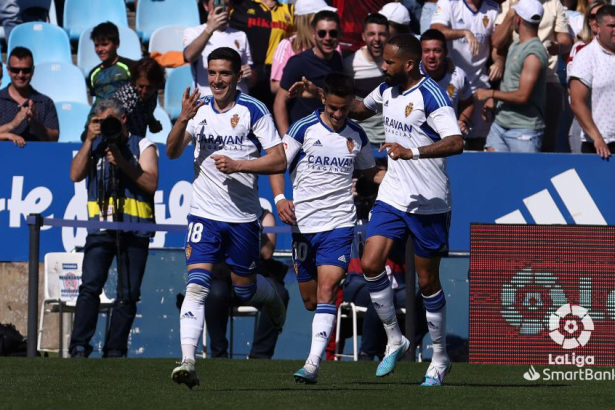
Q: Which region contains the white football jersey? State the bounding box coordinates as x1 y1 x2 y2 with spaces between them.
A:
283 110 375 233
364 77 461 214
431 0 500 90
421 62 473 115
186 92 281 223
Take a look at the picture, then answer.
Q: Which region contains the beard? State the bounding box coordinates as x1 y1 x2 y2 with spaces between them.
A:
384 71 405 86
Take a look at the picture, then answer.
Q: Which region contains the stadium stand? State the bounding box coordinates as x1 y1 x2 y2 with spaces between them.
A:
0 64 8 88
77 25 143 74
54 101 91 143
7 22 71 65
146 105 172 144
0 0 58 41
163 65 193 121
148 25 187 54
63 0 129 41
135 0 199 43
30 62 89 104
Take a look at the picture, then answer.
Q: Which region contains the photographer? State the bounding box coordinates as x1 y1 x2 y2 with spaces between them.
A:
68 98 159 358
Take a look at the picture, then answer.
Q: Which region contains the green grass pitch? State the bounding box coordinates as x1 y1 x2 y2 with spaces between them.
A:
0 358 613 409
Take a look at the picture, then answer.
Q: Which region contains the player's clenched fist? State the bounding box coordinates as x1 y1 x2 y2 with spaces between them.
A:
276 199 296 225
211 154 240 174
379 142 413 161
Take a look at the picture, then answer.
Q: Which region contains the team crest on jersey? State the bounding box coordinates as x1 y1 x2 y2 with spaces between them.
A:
405 102 414 117
247 8 256 15
483 16 489 28
346 138 354 153
234 40 240 49
186 244 192 260
436 5 442 14
230 114 240 129
447 84 456 97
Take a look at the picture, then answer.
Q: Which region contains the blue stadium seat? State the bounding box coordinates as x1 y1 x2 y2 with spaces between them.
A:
63 0 129 42
163 65 193 121
55 101 90 142
148 25 187 54
31 62 89 104
146 105 172 144
7 22 72 65
77 26 143 74
136 0 199 43
0 64 9 89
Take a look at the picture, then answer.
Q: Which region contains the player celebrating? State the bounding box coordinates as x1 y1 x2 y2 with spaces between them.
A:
271 72 378 384
290 34 463 386
166 47 287 389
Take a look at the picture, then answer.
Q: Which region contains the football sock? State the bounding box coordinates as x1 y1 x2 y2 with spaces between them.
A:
365 271 403 346
423 289 449 364
305 303 336 372
244 274 276 304
180 269 212 362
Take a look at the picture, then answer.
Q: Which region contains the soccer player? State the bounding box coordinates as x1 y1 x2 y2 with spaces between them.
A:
271 72 378 384
290 34 463 386
166 47 287 389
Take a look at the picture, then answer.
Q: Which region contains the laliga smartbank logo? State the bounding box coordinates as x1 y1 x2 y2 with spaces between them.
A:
523 304 615 381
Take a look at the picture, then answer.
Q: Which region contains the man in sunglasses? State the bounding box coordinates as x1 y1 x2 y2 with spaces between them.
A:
0 47 59 143
274 10 343 137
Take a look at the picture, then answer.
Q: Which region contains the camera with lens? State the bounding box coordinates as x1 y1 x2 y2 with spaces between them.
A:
100 116 123 144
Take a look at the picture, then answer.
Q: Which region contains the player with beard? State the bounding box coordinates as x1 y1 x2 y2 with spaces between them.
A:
166 47 287 389
289 34 463 386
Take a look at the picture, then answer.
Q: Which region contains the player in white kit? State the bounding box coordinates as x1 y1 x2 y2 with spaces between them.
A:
289 34 463 385
271 72 378 384
166 47 287 389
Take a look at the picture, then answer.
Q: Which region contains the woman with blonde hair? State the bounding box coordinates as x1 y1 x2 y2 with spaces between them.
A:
270 0 338 94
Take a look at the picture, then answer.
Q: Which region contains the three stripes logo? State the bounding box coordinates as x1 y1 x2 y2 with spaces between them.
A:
181 311 197 320
313 140 323 147
315 331 328 339
496 169 606 225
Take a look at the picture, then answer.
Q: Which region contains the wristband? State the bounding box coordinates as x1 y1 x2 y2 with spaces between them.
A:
410 147 420 160
274 194 286 205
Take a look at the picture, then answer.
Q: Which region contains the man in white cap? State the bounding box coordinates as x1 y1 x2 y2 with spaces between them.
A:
474 0 548 153
379 2 412 37
294 0 337 15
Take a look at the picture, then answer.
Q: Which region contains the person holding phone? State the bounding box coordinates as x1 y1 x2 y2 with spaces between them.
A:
183 0 256 96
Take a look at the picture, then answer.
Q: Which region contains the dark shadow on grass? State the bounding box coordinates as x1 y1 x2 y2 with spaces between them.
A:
445 383 571 388
212 387 384 392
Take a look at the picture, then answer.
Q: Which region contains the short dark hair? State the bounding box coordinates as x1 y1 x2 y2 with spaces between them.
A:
363 13 389 32
323 72 355 98
207 47 242 74
388 34 422 60
596 4 615 24
312 10 340 28
133 57 166 88
389 21 411 35
9 46 34 63
420 29 447 52
91 21 120 43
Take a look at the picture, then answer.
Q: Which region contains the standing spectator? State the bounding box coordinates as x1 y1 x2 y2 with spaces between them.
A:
379 2 412 37
475 0 548 153
270 0 338 94
421 0 439 34
184 0 256 96
114 58 166 138
420 29 474 138
569 5 615 159
431 0 502 151
274 10 343 136
492 0 572 153
0 47 59 144
229 0 294 109
343 13 390 148
0 0 22 39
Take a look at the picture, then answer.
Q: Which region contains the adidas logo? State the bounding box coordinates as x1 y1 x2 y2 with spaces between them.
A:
337 255 346 263
427 321 438 329
384 100 389 107
313 140 322 146
249 261 257 270
315 331 328 339
373 302 383 309
496 169 606 225
199 119 207 125
181 311 196 320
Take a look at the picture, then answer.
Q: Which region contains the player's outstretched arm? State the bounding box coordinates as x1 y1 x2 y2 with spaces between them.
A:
380 135 463 161
167 88 204 159
350 99 377 121
212 143 287 175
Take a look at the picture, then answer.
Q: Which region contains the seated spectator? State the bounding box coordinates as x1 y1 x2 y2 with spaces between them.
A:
183 0 256 96
204 208 290 359
274 10 343 136
270 0 338 94
420 29 474 137
475 0 548 153
0 0 22 39
378 2 412 37
343 13 389 148
569 5 615 159
0 47 59 144
114 58 166 137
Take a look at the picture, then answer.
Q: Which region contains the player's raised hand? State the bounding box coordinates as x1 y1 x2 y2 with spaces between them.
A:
276 199 296 225
211 154 240 174
380 142 413 161
179 87 204 121
288 76 321 99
